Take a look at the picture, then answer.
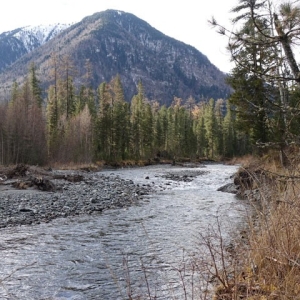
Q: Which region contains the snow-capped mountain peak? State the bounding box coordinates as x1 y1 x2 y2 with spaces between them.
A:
12 23 71 52
0 23 72 71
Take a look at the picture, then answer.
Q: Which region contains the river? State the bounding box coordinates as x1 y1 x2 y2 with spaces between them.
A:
0 163 247 300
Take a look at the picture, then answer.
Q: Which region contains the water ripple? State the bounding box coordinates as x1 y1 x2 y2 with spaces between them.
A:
0 164 246 299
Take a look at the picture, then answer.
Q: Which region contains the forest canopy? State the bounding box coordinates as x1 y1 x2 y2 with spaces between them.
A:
3 0 300 165
0 61 248 165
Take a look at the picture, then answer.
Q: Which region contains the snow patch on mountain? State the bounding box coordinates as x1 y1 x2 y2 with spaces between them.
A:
13 23 71 52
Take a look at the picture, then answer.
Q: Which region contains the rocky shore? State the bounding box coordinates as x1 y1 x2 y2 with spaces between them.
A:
217 166 271 203
0 165 158 228
0 163 209 228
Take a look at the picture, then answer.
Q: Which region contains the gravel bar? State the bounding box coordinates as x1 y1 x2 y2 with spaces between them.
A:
0 171 155 228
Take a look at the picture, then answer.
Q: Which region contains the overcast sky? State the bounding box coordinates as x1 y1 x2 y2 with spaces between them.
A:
0 0 239 73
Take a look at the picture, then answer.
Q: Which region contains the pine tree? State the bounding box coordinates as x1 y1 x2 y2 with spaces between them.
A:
130 81 144 159
96 81 113 160
211 0 300 156
223 100 236 157
29 62 43 107
141 102 154 158
111 75 129 160
154 105 168 157
204 99 218 158
214 99 225 157
196 114 208 158
46 85 59 159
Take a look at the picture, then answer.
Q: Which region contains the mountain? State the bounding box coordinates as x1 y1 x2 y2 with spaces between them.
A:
0 10 231 105
0 23 70 73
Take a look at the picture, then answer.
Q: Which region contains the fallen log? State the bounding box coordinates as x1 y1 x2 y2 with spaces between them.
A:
11 176 56 192
53 174 84 182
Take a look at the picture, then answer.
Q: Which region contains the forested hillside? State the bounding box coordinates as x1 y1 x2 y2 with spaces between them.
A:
0 62 249 166
3 0 300 168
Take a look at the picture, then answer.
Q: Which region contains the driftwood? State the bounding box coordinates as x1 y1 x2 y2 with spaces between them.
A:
0 174 7 182
31 177 56 191
0 164 84 191
7 163 29 178
53 174 84 182
12 176 55 192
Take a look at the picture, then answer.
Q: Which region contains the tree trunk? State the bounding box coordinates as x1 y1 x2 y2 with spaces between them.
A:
274 13 300 84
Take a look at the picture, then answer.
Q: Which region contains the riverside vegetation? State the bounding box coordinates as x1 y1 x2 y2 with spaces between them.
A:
206 151 300 300
206 1 300 296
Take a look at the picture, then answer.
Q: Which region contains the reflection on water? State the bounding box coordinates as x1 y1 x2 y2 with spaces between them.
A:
0 164 247 299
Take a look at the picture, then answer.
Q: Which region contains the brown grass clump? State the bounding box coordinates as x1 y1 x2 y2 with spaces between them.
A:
244 172 300 299
247 196 300 298
210 149 300 299
226 155 258 167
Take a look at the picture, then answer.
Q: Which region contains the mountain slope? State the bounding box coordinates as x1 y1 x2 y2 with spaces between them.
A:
0 10 231 104
0 24 70 73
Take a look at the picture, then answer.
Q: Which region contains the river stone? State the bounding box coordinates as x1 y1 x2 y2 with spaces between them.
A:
217 183 239 194
0 171 157 228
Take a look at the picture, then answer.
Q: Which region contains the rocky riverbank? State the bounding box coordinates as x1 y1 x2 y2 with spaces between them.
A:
217 166 273 204
0 165 159 228
0 163 208 228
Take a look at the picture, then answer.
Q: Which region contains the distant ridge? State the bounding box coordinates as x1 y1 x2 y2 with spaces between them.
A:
0 10 231 104
0 23 70 72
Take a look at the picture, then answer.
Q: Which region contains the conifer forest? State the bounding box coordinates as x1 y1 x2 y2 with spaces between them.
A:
0 59 250 166
2 0 300 167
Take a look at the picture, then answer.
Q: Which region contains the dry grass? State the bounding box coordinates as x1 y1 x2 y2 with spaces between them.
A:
209 149 300 299
225 155 259 168
246 191 300 298
244 160 300 299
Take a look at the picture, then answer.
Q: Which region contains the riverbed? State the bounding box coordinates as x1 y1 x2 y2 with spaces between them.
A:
0 163 247 299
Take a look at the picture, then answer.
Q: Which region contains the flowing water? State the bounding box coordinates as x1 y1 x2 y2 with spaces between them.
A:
0 163 248 300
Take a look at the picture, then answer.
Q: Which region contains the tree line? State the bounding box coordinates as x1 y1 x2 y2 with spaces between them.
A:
0 59 250 166
2 0 299 167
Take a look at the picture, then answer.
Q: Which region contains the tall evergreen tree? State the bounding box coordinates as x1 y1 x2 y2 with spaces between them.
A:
29 62 43 107
111 75 129 160
223 100 236 157
96 81 113 160
141 102 154 158
211 0 300 158
214 99 225 156
154 105 168 157
130 81 145 159
196 114 208 158
204 99 218 158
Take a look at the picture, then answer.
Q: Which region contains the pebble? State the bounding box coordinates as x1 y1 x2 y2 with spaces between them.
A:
0 172 155 228
0 167 208 228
